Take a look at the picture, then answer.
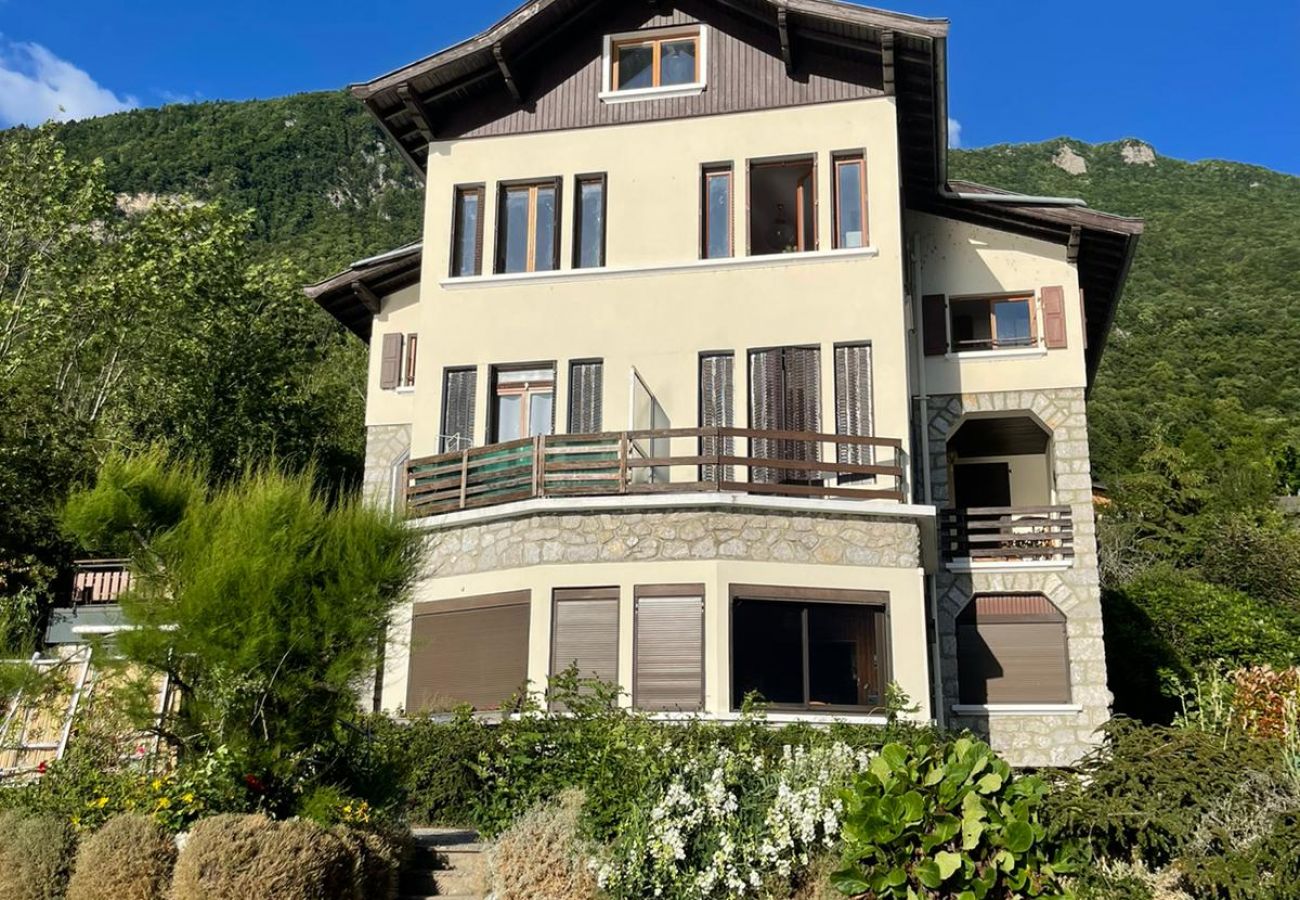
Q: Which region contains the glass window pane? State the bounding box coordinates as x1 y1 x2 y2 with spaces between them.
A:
454 191 479 277
732 600 804 706
496 394 522 442
577 181 605 269
837 162 865 249
502 189 530 274
660 39 697 86
617 45 654 90
994 301 1033 346
534 187 557 273
808 605 881 708
951 299 993 351
529 392 554 437
705 173 730 259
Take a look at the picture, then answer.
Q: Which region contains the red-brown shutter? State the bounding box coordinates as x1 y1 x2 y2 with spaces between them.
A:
379 333 402 389
922 295 948 356
1041 286 1068 349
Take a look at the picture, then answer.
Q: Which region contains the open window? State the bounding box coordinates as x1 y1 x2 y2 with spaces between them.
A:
949 294 1036 353
731 586 888 711
490 365 555 442
748 157 816 255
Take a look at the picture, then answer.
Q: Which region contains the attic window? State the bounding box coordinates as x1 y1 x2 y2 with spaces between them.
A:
601 27 707 103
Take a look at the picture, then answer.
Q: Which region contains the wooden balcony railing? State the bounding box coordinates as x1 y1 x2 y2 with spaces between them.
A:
406 428 907 518
939 506 1074 562
69 560 132 606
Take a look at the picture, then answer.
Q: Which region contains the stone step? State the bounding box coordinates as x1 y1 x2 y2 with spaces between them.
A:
402 827 486 899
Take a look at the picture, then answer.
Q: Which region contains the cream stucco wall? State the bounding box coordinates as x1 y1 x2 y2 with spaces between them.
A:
910 212 1087 395
365 283 421 428
381 553 931 723
381 98 911 469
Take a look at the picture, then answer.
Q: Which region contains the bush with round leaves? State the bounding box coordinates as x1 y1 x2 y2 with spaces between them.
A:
831 737 1079 899
66 814 176 900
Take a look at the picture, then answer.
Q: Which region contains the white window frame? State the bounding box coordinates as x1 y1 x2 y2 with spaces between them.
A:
599 25 708 104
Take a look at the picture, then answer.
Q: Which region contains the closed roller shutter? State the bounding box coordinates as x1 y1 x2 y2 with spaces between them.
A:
406 592 530 712
957 594 1071 705
634 589 704 712
551 588 620 685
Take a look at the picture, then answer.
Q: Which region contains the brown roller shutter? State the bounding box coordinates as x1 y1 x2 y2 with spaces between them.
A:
440 368 477 452
406 592 531 712
634 590 704 712
835 343 874 475
922 295 948 356
1041 285 1068 349
699 353 735 482
567 361 604 434
379 333 403 389
957 594 1070 705
551 588 620 706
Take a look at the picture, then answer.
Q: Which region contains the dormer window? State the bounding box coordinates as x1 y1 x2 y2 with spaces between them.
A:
601 27 707 103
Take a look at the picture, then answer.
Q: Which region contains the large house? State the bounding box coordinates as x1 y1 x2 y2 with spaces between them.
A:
307 0 1142 766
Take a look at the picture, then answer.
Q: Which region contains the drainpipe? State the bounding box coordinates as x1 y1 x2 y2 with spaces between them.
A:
907 234 946 731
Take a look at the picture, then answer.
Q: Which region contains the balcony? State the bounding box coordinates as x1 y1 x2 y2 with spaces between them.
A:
939 506 1074 565
406 428 907 518
45 560 132 645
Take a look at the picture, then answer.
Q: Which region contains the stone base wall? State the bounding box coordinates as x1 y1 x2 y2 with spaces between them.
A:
420 507 922 577
927 388 1111 767
363 425 412 511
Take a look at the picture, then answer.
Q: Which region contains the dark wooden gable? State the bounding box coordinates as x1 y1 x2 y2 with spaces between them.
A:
436 0 885 141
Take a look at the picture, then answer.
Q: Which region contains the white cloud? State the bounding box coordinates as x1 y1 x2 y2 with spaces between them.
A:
948 117 964 149
0 38 137 126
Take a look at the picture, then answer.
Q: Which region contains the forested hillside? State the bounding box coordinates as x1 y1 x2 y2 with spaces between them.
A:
43 94 1300 481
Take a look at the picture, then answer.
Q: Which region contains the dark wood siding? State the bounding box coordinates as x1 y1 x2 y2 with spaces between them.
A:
957 594 1071 705
407 592 531 712
438 3 885 141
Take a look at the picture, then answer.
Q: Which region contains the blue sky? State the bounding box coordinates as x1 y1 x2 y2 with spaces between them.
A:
1 0 1297 173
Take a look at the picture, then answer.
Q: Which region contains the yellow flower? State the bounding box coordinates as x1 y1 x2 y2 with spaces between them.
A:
151 779 163 791
95 796 110 809
155 797 172 810
182 792 195 805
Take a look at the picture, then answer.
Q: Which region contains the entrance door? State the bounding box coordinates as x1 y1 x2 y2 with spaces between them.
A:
953 462 1011 509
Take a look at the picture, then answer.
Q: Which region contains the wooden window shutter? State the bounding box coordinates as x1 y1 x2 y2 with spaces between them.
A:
567 361 604 434
957 594 1071 705
835 343 874 473
1041 286 1068 349
380 333 403 389
922 295 948 356
749 347 821 483
634 591 704 712
699 353 735 482
748 349 781 483
784 346 822 481
551 588 620 707
406 592 531 712
440 368 478 452
404 334 419 387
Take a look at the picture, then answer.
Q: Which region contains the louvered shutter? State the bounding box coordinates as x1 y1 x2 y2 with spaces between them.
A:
784 347 822 481
379 333 403 389
748 349 781 483
1041 285 1068 349
567 361 604 434
440 368 478 452
835 344 874 479
957 595 1071 705
634 592 704 712
551 588 620 709
749 348 821 483
922 295 948 356
406 593 531 712
699 353 734 482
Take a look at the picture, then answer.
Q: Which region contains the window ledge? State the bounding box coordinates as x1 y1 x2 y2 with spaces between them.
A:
440 246 880 289
599 83 706 104
946 559 1073 574
394 387 416 395
951 704 1081 716
943 347 1048 362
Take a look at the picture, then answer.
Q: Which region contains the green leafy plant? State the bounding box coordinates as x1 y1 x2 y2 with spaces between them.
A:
832 737 1078 899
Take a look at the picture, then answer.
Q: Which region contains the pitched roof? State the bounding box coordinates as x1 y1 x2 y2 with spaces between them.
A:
304 243 422 341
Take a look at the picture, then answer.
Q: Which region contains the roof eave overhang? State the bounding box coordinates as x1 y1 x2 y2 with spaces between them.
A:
305 244 424 342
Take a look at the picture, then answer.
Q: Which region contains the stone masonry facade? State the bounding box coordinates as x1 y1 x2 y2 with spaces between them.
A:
363 425 412 511
419 508 921 577
928 387 1111 767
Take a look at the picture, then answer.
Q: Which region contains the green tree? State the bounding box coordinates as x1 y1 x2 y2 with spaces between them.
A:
61 450 419 799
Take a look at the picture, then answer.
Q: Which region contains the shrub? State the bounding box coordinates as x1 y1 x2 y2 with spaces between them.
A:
0 810 79 900
66 814 175 900
831 738 1078 899
171 814 353 900
1177 810 1300 900
485 789 598 900
332 824 410 900
1047 719 1285 867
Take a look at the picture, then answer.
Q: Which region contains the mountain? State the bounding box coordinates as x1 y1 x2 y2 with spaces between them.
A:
43 95 1300 478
